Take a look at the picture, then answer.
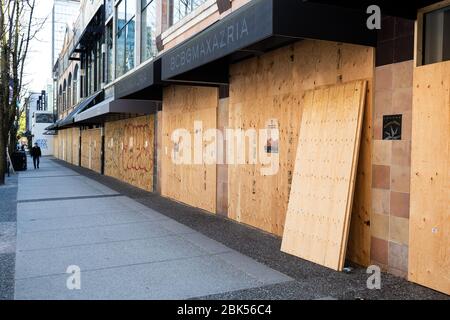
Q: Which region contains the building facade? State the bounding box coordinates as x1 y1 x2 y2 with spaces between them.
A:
52 0 81 67
50 0 450 295
25 91 54 156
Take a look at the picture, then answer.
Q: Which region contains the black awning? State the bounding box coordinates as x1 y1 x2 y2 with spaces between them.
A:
75 98 161 125
304 0 442 19
70 5 105 58
113 58 162 100
161 0 378 82
45 121 60 131
58 91 103 129
43 130 57 136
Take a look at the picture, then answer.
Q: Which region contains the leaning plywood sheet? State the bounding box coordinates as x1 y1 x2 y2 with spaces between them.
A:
409 61 450 295
281 80 367 271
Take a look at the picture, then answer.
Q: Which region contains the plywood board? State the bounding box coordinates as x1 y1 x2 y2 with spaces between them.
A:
53 135 59 158
161 85 218 213
65 128 72 164
71 128 80 166
105 115 155 192
228 40 374 266
281 80 367 271
81 128 102 173
60 130 66 160
409 61 450 295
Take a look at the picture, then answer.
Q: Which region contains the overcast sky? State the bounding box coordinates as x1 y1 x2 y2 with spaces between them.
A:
24 1 54 93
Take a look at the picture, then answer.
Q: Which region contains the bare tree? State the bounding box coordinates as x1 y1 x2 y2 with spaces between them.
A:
0 0 37 184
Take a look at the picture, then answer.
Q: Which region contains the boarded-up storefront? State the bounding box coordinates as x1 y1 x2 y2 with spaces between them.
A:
53 134 59 159
161 86 218 213
55 129 70 161
105 115 155 192
228 40 374 266
409 61 450 295
81 128 102 173
70 128 80 166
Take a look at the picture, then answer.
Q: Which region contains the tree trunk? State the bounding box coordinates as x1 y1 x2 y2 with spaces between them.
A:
0 131 6 185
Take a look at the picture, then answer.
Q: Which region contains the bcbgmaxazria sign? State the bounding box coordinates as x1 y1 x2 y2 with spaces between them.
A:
161 0 273 80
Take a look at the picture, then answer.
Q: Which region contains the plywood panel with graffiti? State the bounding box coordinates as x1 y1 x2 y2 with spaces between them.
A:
81 128 102 173
105 115 155 192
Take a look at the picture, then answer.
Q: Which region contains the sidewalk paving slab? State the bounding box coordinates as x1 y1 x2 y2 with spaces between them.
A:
51 158 450 300
14 158 292 300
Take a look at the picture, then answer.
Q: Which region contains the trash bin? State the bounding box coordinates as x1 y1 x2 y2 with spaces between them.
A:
11 151 27 171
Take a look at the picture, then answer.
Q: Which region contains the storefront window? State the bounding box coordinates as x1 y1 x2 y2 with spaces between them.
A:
168 0 208 27
116 0 136 78
423 5 450 65
141 0 157 62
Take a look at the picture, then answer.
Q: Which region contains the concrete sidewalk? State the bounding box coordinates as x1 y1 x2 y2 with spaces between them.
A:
14 158 291 300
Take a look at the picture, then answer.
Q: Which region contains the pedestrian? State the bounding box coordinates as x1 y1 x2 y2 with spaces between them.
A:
30 143 42 169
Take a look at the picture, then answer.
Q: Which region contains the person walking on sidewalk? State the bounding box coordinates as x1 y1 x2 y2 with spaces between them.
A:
30 143 42 169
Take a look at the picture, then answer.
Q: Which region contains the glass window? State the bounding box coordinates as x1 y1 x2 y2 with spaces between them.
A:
423 5 450 65
105 0 114 19
127 0 136 21
141 0 157 62
116 28 126 77
86 54 91 96
97 38 102 87
90 49 95 94
73 65 78 105
168 0 208 27
106 23 113 83
126 21 135 71
117 0 126 31
116 0 136 78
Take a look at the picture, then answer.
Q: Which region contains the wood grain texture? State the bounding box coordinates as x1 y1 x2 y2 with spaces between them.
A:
71 128 80 166
81 128 102 173
228 40 374 266
105 115 155 192
281 80 367 271
53 134 59 159
161 85 218 213
409 61 450 295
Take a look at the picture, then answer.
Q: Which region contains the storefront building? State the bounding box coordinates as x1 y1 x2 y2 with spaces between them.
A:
49 0 449 295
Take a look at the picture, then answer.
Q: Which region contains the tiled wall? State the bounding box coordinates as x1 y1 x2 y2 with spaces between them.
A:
371 60 413 278
376 16 415 66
